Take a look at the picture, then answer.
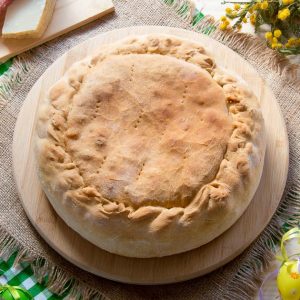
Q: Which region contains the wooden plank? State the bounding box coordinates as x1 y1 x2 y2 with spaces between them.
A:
0 0 114 62
12 26 289 284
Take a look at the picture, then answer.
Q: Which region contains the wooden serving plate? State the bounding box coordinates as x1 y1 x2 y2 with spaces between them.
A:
12 26 289 285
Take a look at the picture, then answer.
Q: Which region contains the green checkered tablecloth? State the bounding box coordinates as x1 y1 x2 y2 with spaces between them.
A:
0 253 62 299
0 59 12 76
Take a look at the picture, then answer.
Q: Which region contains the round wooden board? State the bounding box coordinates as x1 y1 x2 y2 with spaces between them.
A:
12 26 289 285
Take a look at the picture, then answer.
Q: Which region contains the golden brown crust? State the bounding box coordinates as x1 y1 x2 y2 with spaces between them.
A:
36 35 265 257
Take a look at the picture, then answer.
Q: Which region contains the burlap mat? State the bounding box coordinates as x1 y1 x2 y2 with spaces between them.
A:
0 0 299 299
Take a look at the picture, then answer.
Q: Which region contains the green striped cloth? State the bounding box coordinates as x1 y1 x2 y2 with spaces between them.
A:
0 1 206 298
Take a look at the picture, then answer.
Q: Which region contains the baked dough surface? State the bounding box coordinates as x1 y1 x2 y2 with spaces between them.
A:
36 35 265 257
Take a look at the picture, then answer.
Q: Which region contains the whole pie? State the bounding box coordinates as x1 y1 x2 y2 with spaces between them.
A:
36 35 265 258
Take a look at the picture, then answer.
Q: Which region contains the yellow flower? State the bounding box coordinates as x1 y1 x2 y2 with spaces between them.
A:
260 1 268 9
249 7 254 13
231 11 238 17
283 0 294 4
236 23 242 30
242 17 247 23
224 19 230 26
278 8 290 21
272 37 278 43
225 7 232 14
265 32 273 40
271 43 278 49
277 43 283 48
286 38 300 47
288 37 297 45
285 42 291 48
220 16 227 22
234 3 240 10
273 29 282 38
219 23 228 30
253 3 260 10
250 14 256 25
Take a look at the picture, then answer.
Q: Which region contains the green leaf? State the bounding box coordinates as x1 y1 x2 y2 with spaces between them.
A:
278 46 300 55
254 13 265 32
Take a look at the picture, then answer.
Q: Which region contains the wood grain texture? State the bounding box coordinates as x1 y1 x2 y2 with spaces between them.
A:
0 0 114 62
12 26 289 285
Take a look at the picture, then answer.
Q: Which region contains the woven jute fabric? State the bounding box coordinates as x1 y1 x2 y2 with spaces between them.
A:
0 0 299 299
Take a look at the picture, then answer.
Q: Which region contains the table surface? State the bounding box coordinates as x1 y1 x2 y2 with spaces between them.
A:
13 25 288 285
0 1 297 298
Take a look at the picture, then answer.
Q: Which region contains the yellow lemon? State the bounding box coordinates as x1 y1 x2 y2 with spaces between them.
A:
277 261 300 300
